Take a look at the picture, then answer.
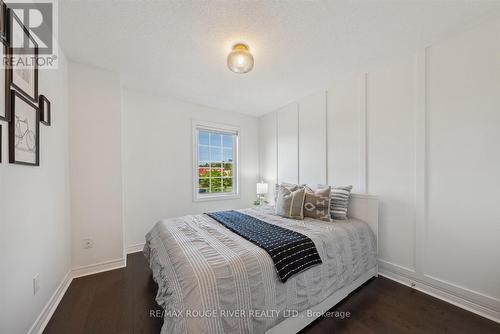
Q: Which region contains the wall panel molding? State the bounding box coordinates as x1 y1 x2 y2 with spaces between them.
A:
380 262 500 324
325 91 329 185
359 73 368 193
415 49 428 275
261 18 500 322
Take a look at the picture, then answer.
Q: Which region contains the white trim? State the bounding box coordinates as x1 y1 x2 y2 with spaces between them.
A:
350 193 378 200
296 102 300 184
276 111 279 183
414 48 428 275
126 242 145 254
359 73 368 193
119 83 128 284
28 257 128 334
71 258 126 279
28 271 73 334
378 258 416 274
380 261 500 324
266 267 378 334
325 90 329 185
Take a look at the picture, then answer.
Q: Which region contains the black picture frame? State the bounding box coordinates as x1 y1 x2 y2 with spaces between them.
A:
9 89 39 166
7 8 38 103
0 38 10 121
39 95 50 126
0 1 7 43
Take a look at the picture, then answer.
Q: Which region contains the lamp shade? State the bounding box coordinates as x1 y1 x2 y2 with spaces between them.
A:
256 182 268 195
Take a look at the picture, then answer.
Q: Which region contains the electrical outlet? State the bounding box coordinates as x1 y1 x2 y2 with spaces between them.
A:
83 238 94 249
33 274 40 295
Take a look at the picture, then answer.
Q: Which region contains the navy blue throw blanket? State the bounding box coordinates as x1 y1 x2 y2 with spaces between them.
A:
206 210 322 282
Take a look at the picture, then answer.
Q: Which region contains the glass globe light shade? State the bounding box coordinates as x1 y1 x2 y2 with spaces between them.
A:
227 43 254 73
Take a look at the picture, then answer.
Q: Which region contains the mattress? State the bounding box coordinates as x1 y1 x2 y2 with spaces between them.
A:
144 205 377 334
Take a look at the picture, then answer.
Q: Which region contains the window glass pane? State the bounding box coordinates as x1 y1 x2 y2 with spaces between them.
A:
210 147 222 162
222 148 232 162
198 165 210 178
199 131 209 145
222 163 232 177
199 178 210 189
199 146 209 161
211 178 222 192
210 166 222 177
210 133 222 147
222 134 233 148
223 178 233 192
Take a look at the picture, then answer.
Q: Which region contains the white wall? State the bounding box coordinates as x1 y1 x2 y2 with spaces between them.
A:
298 91 327 186
0 49 71 334
367 56 417 274
258 18 500 322
327 76 363 191
121 88 260 249
259 111 277 202
276 103 298 185
68 62 124 269
425 18 500 300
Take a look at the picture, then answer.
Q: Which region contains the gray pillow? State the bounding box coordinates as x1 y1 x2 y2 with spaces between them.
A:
303 186 331 222
274 182 303 202
328 185 353 220
275 186 306 219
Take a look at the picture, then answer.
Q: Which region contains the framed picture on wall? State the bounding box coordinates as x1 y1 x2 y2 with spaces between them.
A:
0 1 6 42
39 95 50 126
8 9 38 103
9 89 39 166
0 39 10 121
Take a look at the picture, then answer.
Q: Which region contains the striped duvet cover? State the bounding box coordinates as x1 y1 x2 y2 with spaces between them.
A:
144 205 377 334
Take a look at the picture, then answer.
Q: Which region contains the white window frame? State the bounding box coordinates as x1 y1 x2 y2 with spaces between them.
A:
192 120 240 202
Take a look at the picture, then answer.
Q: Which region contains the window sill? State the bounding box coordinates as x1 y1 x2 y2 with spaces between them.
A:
193 193 241 202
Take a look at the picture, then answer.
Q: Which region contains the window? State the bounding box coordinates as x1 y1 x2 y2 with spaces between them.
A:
193 121 239 201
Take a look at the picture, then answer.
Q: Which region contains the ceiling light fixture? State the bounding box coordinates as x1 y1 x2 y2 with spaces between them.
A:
227 43 254 74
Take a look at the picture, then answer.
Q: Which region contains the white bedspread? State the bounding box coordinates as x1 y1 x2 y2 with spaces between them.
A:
144 205 377 334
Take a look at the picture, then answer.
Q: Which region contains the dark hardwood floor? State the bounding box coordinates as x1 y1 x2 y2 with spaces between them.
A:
44 253 500 334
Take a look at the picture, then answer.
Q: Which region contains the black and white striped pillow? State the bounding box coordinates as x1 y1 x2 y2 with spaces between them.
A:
318 185 352 220
330 185 352 220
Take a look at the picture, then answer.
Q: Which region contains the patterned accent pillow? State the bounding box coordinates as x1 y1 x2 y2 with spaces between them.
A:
328 185 353 220
303 186 331 222
275 186 306 219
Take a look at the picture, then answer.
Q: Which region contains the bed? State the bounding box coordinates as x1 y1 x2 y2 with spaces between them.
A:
144 194 378 334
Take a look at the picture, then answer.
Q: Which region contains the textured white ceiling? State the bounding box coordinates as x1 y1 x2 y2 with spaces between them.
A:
59 1 500 115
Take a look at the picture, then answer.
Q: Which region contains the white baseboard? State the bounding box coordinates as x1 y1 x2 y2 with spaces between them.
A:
29 255 499 334
379 261 500 324
126 242 145 254
29 257 127 334
72 257 126 279
28 270 73 334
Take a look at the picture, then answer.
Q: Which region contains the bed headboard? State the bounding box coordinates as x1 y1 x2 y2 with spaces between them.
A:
348 193 379 254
